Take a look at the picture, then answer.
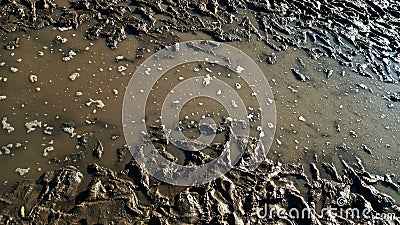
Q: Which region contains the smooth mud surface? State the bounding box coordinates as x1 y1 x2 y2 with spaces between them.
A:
0 0 399 224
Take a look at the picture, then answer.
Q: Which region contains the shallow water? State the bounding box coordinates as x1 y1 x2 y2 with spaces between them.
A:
0 24 399 197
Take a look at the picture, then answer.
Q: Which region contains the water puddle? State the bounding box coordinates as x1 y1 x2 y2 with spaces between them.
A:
0 25 399 195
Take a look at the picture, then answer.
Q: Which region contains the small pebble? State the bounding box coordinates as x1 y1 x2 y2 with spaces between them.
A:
10 67 18 73
69 72 80 81
29 75 38 83
15 167 30 176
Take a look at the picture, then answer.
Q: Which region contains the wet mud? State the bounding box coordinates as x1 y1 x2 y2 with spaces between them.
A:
0 0 399 224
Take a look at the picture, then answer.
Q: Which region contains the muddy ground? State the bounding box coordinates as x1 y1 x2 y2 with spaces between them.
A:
0 0 399 224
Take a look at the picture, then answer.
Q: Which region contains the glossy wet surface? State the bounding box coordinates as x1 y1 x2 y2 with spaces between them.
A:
0 26 399 195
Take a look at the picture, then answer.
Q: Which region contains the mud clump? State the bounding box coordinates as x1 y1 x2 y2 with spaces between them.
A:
386 92 400 102
1 0 400 84
1 156 399 224
1 128 399 224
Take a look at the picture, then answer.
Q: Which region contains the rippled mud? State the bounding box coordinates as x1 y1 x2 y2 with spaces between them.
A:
0 0 400 224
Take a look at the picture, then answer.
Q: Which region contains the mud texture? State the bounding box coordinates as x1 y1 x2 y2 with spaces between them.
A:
1 145 399 224
1 0 400 224
2 0 400 83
